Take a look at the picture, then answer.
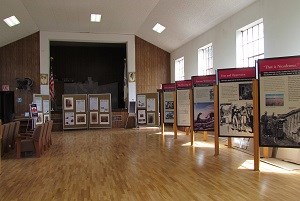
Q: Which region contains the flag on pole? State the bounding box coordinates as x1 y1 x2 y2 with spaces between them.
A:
49 57 55 100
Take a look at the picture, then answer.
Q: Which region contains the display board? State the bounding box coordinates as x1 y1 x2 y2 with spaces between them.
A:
137 93 159 126
218 67 255 137
88 94 112 129
192 75 216 131
258 56 300 148
176 80 192 127
63 94 88 130
162 83 175 124
33 94 50 124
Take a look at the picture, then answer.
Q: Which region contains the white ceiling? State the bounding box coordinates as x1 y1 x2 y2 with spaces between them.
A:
0 0 256 52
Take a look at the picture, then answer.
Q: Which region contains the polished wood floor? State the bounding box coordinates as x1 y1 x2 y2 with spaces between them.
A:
1 127 300 201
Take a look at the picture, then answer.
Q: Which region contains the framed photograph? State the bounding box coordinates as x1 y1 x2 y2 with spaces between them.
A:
64 97 74 110
40 74 48 85
44 114 50 123
137 110 146 124
100 114 110 125
90 112 99 124
147 98 156 111
100 99 109 112
76 114 86 125
147 113 155 125
89 97 98 110
36 113 43 124
65 112 74 125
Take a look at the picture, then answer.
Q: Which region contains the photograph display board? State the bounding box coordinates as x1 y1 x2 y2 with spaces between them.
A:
137 93 159 126
88 94 112 129
176 80 192 127
218 68 255 137
162 83 175 123
33 94 50 124
63 94 88 130
258 56 300 148
192 75 216 131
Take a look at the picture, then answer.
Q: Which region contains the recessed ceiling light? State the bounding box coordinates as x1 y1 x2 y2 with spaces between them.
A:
153 23 165 33
90 14 101 22
3 16 20 27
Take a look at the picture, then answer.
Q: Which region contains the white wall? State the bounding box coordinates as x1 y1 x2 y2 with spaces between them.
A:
39 31 136 102
171 0 300 164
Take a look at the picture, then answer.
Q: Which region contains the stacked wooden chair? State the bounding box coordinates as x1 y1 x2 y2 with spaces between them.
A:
1 121 20 156
15 120 53 158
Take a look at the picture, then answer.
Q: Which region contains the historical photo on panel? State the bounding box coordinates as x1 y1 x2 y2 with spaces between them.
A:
239 83 253 100
194 102 214 131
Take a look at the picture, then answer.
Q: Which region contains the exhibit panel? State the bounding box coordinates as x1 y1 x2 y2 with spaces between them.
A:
176 80 192 127
258 56 300 148
88 94 112 129
162 83 175 124
137 93 159 126
218 67 256 137
33 94 51 124
62 94 88 130
192 75 216 131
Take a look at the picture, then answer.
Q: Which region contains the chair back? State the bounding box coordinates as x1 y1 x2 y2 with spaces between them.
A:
2 124 10 154
7 122 16 148
46 120 53 144
32 125 43 142
42 122 48 146
13 121 20 142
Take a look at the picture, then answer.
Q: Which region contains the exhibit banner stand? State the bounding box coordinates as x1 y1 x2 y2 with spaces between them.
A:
191 74 216 145
175 80 192 140
136 93 160 127
161 83 176 135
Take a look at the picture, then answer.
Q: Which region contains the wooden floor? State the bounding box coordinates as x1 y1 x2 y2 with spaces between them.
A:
1 127 300 201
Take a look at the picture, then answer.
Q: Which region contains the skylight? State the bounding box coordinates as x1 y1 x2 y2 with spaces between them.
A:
3 16 20 27
153 23 165 33
90 14 101 22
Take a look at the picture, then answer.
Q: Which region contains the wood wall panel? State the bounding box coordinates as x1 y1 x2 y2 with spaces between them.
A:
0 32 40 116
135 36 170 94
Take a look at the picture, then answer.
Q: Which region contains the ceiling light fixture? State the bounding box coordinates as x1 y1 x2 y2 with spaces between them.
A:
90 14 101 22
153 23 165 33
3 16 20 27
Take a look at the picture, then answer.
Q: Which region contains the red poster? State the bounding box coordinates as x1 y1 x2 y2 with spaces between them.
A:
259 56 300 73
218 67 256 82
192 75 216 85
162 83 175 91
175 80 192 89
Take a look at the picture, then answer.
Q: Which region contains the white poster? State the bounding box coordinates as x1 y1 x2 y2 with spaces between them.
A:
100 99 109 112
137 95 146 108
76 100 86 112
163 91 174 123
147 98 156 111
35 97 43 112
43 100 50 114
219 81 253 137
176 89 190 126
65 112 74 125
89 97 98 111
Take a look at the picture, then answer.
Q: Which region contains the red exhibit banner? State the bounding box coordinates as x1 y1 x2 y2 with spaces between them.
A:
162 83 175 91
258 56 300 73
218 67 256 82
192 75 216 85
176 80 192 89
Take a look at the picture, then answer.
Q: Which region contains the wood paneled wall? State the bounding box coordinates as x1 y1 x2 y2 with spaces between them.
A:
0 32 40 116
135 36 170 93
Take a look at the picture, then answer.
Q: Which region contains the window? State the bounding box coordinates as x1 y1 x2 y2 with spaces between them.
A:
237 19 264 67
175 57 184 81
198 43 213 75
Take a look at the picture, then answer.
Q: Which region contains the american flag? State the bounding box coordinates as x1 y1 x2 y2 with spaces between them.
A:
49 67 55 100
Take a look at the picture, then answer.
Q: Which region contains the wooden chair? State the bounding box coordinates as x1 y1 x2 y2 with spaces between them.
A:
11 121 20 149
46 120 53 148
41 122 48 153
1 124 10 155
7 122 16 150
15 124 44 159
